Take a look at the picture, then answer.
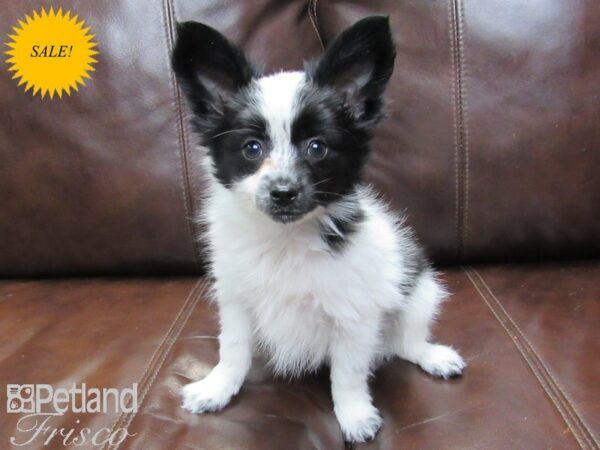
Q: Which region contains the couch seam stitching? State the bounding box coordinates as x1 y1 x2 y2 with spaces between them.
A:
463 267 598 450
448 0 460 260
457 0 470 256
463 267 588 449
114 278 209 448
308 0 325 50
468 268 599 449
99 278 207 450
449 0 469 261
162 0 202 270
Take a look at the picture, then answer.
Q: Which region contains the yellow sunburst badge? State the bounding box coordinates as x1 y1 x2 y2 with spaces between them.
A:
4 7 98 99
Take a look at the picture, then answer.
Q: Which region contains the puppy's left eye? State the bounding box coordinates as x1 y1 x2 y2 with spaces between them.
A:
307 140 328 160
242 140 263 160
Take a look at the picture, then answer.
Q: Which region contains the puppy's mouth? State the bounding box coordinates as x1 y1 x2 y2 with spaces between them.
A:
261 203 317 224
269 210 304 224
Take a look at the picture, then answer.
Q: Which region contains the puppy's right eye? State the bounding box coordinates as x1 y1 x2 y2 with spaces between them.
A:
242 140 263 160
307 139 328 160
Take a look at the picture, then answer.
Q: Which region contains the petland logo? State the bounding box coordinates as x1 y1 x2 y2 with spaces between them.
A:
6 383 138 447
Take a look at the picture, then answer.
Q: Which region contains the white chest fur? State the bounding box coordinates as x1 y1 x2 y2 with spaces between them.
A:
204 183 406 375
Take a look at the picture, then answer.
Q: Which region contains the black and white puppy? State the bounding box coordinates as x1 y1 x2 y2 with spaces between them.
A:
172 16 465 443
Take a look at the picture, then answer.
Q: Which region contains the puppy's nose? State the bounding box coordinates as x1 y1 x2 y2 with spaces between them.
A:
270 186 298 206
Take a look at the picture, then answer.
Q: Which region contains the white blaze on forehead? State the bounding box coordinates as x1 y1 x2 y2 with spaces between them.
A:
255 71 306 169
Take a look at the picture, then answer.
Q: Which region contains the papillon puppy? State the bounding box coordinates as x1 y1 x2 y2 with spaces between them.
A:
172 16 465 443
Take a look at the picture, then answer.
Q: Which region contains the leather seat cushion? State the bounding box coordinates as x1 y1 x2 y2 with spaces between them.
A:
1 263 597 449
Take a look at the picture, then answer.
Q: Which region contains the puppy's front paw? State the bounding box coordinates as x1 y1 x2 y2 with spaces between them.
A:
181 378 235 413
335 402 383 443
418 344 465 379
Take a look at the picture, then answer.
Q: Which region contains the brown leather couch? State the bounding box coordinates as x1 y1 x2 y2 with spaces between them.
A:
1 1 598 449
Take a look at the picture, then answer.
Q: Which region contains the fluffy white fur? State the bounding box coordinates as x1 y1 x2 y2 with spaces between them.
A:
181 72 465 443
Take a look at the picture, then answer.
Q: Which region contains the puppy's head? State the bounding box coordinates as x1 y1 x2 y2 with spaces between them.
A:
172 16 395 223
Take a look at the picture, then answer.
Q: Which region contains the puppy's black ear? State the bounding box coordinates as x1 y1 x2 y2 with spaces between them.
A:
171 22 258 128
309 16 396 127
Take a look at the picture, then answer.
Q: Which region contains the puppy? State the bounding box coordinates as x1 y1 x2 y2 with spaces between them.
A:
172 16 465 443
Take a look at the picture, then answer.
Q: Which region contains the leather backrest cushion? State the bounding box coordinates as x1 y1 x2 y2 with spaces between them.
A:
1 0 598 276
0 0 322 276
314 0 600 263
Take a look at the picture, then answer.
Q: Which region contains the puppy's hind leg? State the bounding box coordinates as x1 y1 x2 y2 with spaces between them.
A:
390 271 465 379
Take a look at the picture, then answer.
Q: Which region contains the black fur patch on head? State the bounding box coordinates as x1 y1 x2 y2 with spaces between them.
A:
290 14 396 209
171 21 267 188
291 84 371 207
205 95 268 187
